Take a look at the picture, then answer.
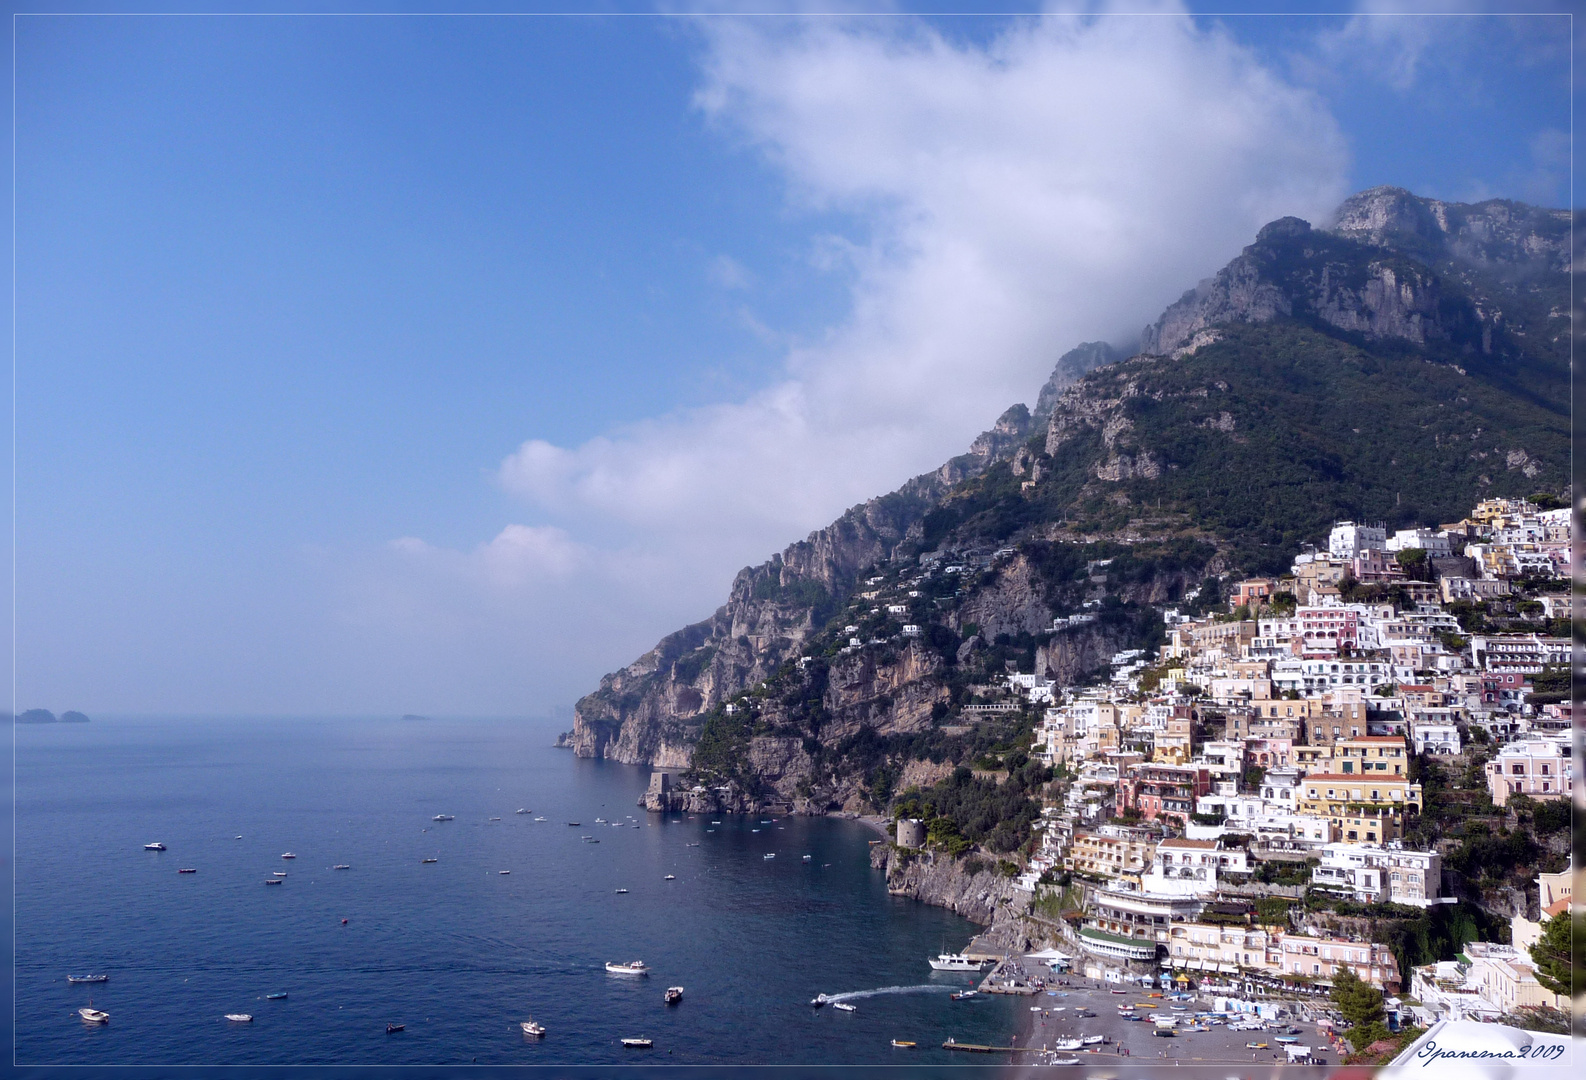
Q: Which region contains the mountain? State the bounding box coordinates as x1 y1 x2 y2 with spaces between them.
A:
569 186 1570 812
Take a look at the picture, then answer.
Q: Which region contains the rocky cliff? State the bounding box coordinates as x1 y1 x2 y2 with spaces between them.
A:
569 186 1569 809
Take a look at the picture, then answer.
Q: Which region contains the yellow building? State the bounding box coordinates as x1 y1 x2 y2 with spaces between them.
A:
1333 735 1409 777
1297 772 1422 844
1064 830 1157 882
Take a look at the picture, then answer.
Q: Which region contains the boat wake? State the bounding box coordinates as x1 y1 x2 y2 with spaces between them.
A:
817 985 957 1004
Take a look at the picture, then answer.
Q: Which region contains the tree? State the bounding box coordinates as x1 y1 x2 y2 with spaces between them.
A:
1330 967 1385 1029
1529 909 1582 998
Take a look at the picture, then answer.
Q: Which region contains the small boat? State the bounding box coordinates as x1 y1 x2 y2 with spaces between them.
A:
802 855 811 862
811 995 828 1008
614 888 628 894
264 878 283 885
333 864 350 870
387 1023 405 1034
144 843 166 851
421 857 438 864
225 1013 253 1022
281 853 296 859
272 871 288 877
432 815 454 822
534 816 547 822
1053 1039 1082 1051
521 1019 545 1036
620 1037 652 1048
567 822 580 826
832 1002 856 1012
1110 988 1127 994
710 821 721 825
265 993 287 1000
687 841 701 846
1136 1001 1157 1008
586 838 600 844
595 818 607 824
178 868 197 874
1117 1004 1135 1012
1050 1056 1081 1066
516 808 531 815
78 1004 109 1024
605 960 648 975
67 975 109 984
1275 1035 1300 1044
664 986 683 1004
950 990 977 1001
499 870 511 875
1246 1042 1269 1050
891 1039 916 1048
1082 1035 1107 1045
763 853 775 860
663 874 675 881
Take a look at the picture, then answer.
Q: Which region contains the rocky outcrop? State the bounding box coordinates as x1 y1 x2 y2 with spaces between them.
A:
1032 341 1121 420
872 843 1030 928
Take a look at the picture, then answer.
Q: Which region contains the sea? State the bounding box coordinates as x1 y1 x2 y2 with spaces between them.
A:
14 715 1025 1071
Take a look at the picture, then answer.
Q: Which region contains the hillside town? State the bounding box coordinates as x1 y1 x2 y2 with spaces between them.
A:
884 496 1574 1039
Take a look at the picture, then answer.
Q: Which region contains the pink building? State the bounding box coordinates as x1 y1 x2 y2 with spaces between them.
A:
1297 607 1359 655
1484 738 1573 807
1278 934 1401 992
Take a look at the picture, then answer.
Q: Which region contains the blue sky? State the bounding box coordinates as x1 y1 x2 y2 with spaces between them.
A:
8 5 1576 717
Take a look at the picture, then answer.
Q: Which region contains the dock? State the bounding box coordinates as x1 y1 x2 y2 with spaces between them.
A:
976 955 1040 996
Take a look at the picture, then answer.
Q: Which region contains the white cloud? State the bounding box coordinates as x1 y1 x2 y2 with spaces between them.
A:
499 13 1347 552
708 252 755 289
392 13 1351 707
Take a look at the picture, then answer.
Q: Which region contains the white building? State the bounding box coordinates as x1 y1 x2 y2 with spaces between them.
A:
1329 521 1388 559
1385 528 1452 556
1310 842 1442 906
1138 838 1249 897
1410 720 1460 756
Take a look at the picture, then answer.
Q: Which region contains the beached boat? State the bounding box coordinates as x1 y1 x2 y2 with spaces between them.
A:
521 1019 546 1036
78 1005 109 1024
178 868 197 874
67 975 108 984
1082 1034 1107 1045
265 993 287 1000
1050 1055 1081 1066
1053 1039 1082 1051
929 953 992 971
144 843 165 851
605 960 648 975
891 1040 916 1048
225 1014 253 1022
620 1037 652 1048
664 986 683 1004
1110 988 1127 994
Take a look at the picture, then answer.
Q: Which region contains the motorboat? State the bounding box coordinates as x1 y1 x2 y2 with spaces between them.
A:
386 1023 404 1033
1053 1039 1082 1051
280 853 296 859
333 864 350 870
1050 1056 1081 1066
663 875 675 880
802 855 811 861
1116 1004 1135 1012
595 818 607 824
810 994 828 1008
67 975 109 984
891 1039 916 1048
422 858 438 864
225 1014 253 1022
567 822 580 826
929 953 992 972
178 868 197 874
265 993 287 1000
521 1019 545 1036
516 808 531 815
763 853 775 860
499 870 511 875
664 986 683 1004
687 841 701 846
949 990 977 1001
78 1004 109 1024
605 960 648 975
264 878 283 885
534 816 547 822
832 1002 856 1012
272 871 288 877
614 888 628 893
432 815 454 822
1082 1035 1107 1045
489 817 502 822
144 843 165 851
620 1037 653 1048
1110 988 1127 994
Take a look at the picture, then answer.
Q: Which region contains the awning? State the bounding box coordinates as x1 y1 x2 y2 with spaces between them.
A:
1218 963 1239 974
1171 957 1186 968
1175 974 1190 983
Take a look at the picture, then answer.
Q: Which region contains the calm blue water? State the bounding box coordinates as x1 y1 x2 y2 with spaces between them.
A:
16 716 1022 1067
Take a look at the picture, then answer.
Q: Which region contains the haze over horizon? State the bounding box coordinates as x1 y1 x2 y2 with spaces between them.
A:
13 6 1575 717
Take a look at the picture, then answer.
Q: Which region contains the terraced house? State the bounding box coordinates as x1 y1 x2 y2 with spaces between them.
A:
1297 772 1422 843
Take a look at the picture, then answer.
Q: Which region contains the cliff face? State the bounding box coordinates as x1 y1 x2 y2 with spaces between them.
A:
570 186 1569 791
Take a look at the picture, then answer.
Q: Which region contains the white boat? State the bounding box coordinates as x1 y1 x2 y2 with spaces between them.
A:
534 816 547 822
1082 1034 1107 1045
664 986 683 1004
499 870 511 875
489 817 501 821
620 1037 652 1048
802 855 811 861
225 1013 253 1022
432 815 454 822
663 875 675 880
763 853 775 860
264 878 283 885
832 1002 856 1012
422 857 438 863
595 818 607 824
272 871 287 877
614 888 628 894
1053 1038 1082 1051
516 808 531 815
1050 1055 1081 1065
605 960 648 975
281 853 296 859
928 953 992 971
521 1019 545 1036
67 975 109 984
78 1004 109 1024
950 990 977 1000
144 842 165 851
333 864 350 870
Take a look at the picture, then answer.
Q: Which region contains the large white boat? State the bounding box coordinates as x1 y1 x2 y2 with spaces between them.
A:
521 1019 546 1037
225 1013 254 1022
928 953 992 971
605 960 649 975
78 1005 109 1024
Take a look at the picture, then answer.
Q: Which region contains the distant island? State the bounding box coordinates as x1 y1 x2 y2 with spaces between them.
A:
14 709 90 724
400 714 430 722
